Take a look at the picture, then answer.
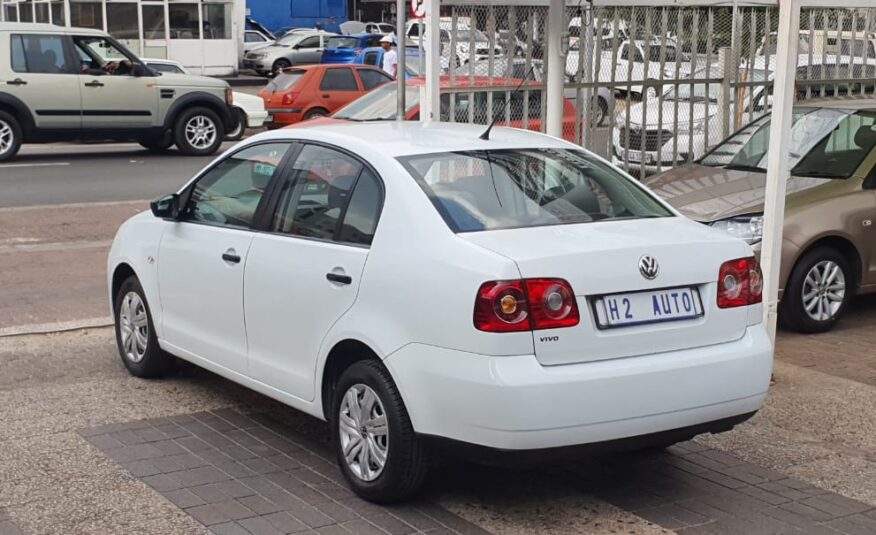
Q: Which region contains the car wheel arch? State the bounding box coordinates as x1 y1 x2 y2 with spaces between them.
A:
320 338 384 421
0 94 35 135
112 263 138 305
788 235 862 291
163 92 233 133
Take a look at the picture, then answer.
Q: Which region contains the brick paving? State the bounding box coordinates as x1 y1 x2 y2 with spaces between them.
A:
0 508 23 535
81 409 489 535
776 294 876 387
572 442 876 534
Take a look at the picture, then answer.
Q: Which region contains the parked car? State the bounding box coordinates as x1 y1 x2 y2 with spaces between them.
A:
243 29 275 59
0 22 236 161
332 76 580 142
646 100 876 332
759 30 876 60
356 46 423 78
321 34 385 64
260 64 393 126
406 18 503 67
244 30 337 77
454 58 613 126
108 120 772 502
143 58 269 141
364 22 395 35
565 39 691 98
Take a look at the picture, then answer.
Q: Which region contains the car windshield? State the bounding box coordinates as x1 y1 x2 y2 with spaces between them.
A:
700 108 876 178
278 34 305 47
663 81 719 102
327 36 361 49
264 69 305 92
399 149 673 232
333 83 420 120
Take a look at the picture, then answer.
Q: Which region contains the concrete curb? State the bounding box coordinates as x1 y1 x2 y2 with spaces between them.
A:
0 317 113 338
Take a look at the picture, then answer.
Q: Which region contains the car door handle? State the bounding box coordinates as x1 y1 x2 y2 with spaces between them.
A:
6 78 26 86
84 80 104 88
322 94 330 98
326 272 352 285
222 251 241 264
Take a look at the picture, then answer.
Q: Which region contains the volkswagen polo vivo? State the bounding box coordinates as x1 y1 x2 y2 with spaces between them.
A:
107 121 773 502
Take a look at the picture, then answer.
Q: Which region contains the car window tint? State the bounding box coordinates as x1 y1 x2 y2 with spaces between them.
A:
339 168 381 245
149 63 184 74
320 68 358 91
363 50 380 66
366 36 383 47
245 32 265 43
11 34 73 74
272 145 364 240
298 36 320 49
184 143 289 228
793 111 876 178
358 68 392 90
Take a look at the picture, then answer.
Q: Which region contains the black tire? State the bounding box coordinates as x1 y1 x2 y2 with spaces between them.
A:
172 106 224 156
780 246 852 333
304 108 328 120
114 276 173 378
0 110 23 162
272 58 291 76
138 131 174 153
332 360 428 503
224 108 248 141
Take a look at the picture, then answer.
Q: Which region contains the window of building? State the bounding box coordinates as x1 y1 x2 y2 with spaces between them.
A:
3 4 17 23
169 2 199 39
34 1 49 23
50 0 65 25
202 2 231 39
70 1 103 30
17 0 33 22
142 4 167 39
107 3 140 40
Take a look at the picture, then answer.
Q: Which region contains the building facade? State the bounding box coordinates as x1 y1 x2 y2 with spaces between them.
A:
0 0 245 75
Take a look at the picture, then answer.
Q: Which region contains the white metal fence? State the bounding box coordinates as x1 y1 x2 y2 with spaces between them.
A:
421 2 876 176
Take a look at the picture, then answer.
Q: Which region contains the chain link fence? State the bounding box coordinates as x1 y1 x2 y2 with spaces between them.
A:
422 2 876 177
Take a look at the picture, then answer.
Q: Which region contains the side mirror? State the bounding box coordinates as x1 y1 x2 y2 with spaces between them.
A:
151 193 180 220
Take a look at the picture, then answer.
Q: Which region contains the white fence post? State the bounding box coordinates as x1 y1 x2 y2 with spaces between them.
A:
717 47 733 140
423 0 441 122
546 0 566 137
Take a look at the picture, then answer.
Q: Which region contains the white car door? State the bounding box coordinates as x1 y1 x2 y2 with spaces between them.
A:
244 143 383 401
158 142 293 372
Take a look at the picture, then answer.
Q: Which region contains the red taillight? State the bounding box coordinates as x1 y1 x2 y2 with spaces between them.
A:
474 278 579 332
281 91 300 106
717 257 763 309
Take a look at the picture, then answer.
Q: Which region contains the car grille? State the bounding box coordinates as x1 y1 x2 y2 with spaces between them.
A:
619 127 673 152
476 48 492 56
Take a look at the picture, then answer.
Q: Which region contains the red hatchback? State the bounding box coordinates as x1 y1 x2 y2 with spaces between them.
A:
260 64 394 127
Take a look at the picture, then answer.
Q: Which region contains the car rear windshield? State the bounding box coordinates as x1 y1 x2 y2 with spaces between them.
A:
327 36 361 49
332 83 420 120
399 149 673 232
700 108 876 178
265 70 306 92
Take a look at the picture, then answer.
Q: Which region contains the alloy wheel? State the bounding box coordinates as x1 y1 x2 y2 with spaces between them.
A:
802 260 846 322
338 384 389 482
184 115 218 150
0 119 12 155
119 291 149 363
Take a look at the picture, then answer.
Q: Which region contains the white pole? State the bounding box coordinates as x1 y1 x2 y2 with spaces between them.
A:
545 0 565 137
761 0 801 342
396 0 407 121
422 0 440 122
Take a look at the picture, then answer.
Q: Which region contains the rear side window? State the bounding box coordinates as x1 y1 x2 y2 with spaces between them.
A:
339 169 382 245
400 148 672 232
265 69 305 92
363 51 380 66
11 34 74 74
358 68 392 90
320 68 358 91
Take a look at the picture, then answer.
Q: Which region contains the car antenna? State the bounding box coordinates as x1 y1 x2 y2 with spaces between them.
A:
479 64 537 141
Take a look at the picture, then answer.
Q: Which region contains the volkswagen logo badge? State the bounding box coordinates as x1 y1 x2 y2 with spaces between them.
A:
639 255 659 280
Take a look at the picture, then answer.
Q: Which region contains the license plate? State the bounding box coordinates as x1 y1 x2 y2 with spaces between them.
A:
594 287 703 329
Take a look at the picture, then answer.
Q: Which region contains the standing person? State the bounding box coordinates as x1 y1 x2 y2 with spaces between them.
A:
380 35 398 78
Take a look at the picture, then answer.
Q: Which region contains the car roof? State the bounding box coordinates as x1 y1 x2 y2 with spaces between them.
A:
246 121 571 158
0 22 106 36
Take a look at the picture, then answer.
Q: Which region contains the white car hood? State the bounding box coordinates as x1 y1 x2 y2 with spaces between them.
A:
623 99 715 129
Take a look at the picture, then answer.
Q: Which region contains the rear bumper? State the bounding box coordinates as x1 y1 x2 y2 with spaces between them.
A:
265 110 304 128
384 325 772 451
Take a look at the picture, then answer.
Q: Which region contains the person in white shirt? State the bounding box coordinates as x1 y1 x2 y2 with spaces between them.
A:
380 35 398 78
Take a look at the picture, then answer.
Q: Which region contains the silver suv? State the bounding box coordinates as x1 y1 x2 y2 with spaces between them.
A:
0 22 238 161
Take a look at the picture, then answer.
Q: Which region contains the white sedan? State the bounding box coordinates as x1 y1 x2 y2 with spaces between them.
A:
107 121 773 503
143 59 269 140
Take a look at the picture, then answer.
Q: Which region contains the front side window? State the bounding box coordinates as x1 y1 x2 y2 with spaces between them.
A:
183 143 290 228
357 68 392 91
400 149 672 232
297 36 320 49
10 34 74 74
272 145 372 242
320 68 358 91
793 111 876 178
73 36 135 73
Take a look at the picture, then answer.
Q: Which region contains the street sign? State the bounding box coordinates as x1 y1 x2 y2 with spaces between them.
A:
411 0 426 19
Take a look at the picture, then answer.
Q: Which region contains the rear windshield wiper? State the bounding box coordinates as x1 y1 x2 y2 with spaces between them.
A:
724 163 766 173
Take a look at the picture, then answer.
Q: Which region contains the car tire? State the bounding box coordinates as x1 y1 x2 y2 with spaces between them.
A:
780 246 852 333
114 276 173 378
0 110 23 162
332 360 429 503
304 108 328 120
224 108 248 141
272 59 291 76
591 96 608 127
138 131 174 153
173 106 223 156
